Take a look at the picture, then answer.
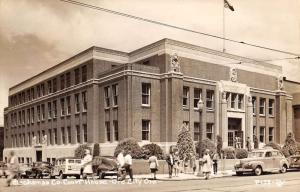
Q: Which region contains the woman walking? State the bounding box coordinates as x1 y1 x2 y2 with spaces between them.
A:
202 149 212 180
173 152 180 177
148 153 159 180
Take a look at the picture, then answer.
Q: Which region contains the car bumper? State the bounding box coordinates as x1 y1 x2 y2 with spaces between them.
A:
235 168 253 172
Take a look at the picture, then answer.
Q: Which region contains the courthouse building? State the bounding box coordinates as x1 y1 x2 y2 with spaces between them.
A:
3 39 295 162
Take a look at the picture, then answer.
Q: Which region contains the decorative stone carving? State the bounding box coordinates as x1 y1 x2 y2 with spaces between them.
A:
230 68 238 82
248 95 252 103
169 53 181 73
32 136 37 146
222 91 227 102
42 135 47 145
277 75 284 90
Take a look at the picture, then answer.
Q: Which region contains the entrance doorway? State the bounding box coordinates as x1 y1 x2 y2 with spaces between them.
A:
36 151 42 162
228 118 243 148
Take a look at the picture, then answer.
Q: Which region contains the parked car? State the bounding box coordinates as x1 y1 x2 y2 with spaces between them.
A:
52 157 82 179
289 151 300 169
25 162 53 179
92 156 118 179
234 148 289 176
0 162 8 178
19 163 32 178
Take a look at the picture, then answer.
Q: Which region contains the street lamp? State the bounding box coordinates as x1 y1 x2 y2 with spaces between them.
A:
197 98 204 142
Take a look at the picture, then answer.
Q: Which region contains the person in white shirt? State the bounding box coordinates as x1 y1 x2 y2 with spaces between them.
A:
117 150 126 181
82 149 93 179
124 151 133 181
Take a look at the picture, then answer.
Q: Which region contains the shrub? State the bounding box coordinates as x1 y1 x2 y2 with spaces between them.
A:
176 124 196 159
141 143 164 160
222 147 235 159
93 143 100 157
265 142 281 151
74 144 92 159
235 148 248 159
282 132 299 157
114 138 143 159
196 138 216 157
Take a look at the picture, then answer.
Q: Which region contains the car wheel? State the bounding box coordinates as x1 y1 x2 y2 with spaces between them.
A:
98 171 105 179
59 172 64 179
76 175 80 179
236 172 243 176
50 175 55 179
254 166 262 176
280 164 287 173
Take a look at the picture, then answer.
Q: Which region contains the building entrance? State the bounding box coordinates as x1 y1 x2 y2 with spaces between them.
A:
36 150 42 162
228 118 243 148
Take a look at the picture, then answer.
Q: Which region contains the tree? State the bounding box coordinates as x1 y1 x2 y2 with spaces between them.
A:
74 144 92 159
282 132 299 157
176 124 196 160
93 143 100 157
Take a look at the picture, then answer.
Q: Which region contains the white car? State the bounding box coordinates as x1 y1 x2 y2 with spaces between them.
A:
51 157 83 179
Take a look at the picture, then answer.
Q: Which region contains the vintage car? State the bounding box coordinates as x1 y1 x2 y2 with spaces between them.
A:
92 156 118 179
0 162 8 178
19 163 32 178
234 148 289 176
25 162 53 179
51 157 83 179
289 151 300 169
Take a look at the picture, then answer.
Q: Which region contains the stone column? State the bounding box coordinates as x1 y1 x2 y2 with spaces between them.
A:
220 91 228 147
246 95 253 149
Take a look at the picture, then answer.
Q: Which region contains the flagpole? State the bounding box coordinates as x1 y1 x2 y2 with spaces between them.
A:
223 0 226 53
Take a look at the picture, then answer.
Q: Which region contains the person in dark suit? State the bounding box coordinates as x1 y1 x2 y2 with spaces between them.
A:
166 151 175 178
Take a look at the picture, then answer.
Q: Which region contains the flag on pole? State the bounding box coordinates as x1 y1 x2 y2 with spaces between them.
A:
224 0 235 11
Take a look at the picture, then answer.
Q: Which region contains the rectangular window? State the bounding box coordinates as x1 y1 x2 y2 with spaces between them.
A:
238 94 244 109
194 88 202 108
194 122 200 141
75 94 80 113
75 68 80 85
82 65 87 82
28 133 31 146
31 88 35 100
49 129 52 145
206 123 213 140
76 125 80 143
105 122 111 142
83 124 87 143
231 93 237 109
61 127 65 144
182 87 189 108
67 126 71 144
142 83 151 106
31 108 34 123
37 131 40 144
41 104 45 120
54 128 57 145
269 127 274 142
27 90 31 101
112 84 119 107
37 106 41 122
206 90 214 109
60 75 65 90
113 121 119 141
53 78 57 93
22 110 25 125
104 86 110 108
259 98 266 115
142 120 150 141
48 102 52 119
37 85 41 98
53 100 57 118
60 98 65 116
259 127 265 143
66 72 71 88
66 96 71 115
47 80 52 94
268 99 274 116
41 84 45 96
27 109 30 124
253 126 256 141
82 92 87 111
252 97 257 115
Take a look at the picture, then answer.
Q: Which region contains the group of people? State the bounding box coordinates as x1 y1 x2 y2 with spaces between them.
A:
116 150 133 181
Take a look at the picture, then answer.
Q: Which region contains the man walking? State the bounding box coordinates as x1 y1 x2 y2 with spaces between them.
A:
117 150 126 181
6 151 19 187
124 151 133 181
212 151 219 175
166 150 175 178
82 149 93 179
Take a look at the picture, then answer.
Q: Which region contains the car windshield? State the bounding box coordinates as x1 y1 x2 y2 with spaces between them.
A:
248 152 264 158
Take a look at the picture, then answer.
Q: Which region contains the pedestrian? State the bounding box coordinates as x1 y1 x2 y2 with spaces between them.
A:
166 150 175 178
82 149 93 179
124 151 133 181
183 154 189 173
212 151 219 175
173 151 180 177
202 149 212 180
6 151 20 187
246 137 251 151
148 152 159 180
189 153 196 174
117 150 126 181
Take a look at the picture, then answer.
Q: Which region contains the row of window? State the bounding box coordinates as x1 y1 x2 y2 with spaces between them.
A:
10 124 87 148
253 126 274 143
183 87 214 109
10 65 87 107
104 84 119 108
9 92 87 127
226 92 244 110
252 97 275 116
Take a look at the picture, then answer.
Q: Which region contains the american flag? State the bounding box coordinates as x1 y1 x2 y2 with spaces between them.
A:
224 0 235 11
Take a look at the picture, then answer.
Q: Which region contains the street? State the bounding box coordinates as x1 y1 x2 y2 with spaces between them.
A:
1 171 300 192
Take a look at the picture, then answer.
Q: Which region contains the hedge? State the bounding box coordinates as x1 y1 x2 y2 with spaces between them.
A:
235 148 248 159
114 138 143 159
141 143 164 160
196 138 216 157
222 147 235 159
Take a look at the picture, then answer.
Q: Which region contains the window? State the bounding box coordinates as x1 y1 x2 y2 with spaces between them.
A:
53 100 57 118
41 84 45 96
206 90 214 109
142 120 150 141
37 131 40 144
113 121 119 141
27 109 30 124
259 127 265 143
37 85 41 98
194 122 201 141
61 127 65 144
66 72 71 88
48 102 52 119
47 80 52 94
268 99 274 116
194 88 202 108
83 124 87 143
252 97 257 114
66 96 71 115
238 94 244 109
31 88 35 100
269 127 274 142
105 122 110 142
60 98 65 116
206 123 213 140
112 84 119 107
54 128 57 145
41 104 45 120
231 93 237 109
22 110 25 125
259 98 266 115
104 86 110 108
76 125 80 143
37 106 41 122
82 92 87 111
82 65 87 82
253 126 256 141
75 94 80 113
75 68 80 85
183 87 189 108
67 126 71 144
60 75 65 90
27 90 31 101
142 83 151 106
28 133 31 146
53 78 57 93
48 129 52 145
31 108 34 123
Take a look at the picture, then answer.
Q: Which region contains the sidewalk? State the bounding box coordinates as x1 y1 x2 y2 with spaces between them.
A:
134 170 235 181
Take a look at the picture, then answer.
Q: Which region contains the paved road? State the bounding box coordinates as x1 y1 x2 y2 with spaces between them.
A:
1 171 300 192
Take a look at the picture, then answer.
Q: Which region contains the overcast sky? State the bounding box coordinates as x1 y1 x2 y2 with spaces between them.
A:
0 0 300 125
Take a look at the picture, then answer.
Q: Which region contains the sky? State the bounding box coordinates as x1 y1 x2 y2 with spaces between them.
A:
0 0 300 126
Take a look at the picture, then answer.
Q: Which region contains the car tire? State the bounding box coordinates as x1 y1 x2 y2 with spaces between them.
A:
254 166 262 176
236 172 243 176
98 171 105 179
76 175 80 179
280 164 287 173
